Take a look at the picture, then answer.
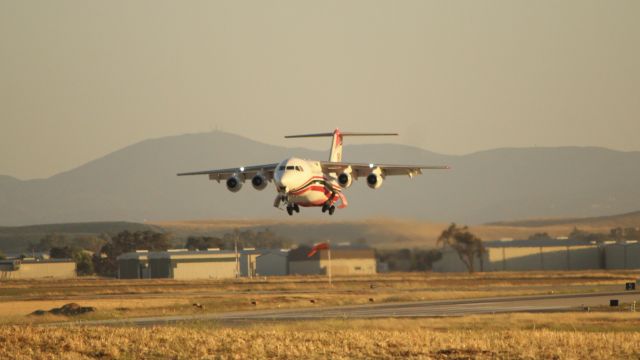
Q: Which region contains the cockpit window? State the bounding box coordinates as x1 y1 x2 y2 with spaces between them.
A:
280 165 303 171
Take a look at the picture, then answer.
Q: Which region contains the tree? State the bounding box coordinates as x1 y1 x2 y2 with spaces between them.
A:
375 248 443 272
438 223 486 273
413 249 443 271
36 233 70 252
354 237 368 245
35 233 107 253
93 230 172 277
185 236 225 251
610 227 624 242
49 246 76 259
569 227 609 244
219 228 292 249
623 227 640 240
608 227 640 242
74 251 94 276
528 232 552 241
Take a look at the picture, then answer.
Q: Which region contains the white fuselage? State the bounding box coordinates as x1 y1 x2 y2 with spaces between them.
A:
273 157 341 207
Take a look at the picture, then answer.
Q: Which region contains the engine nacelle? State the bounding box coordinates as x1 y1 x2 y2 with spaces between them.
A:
366 173 383 189
226 175 243 192
251 173 268 191
337 172 353 188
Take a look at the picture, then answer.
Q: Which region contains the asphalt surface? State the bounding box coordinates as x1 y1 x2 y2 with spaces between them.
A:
51 290 640 327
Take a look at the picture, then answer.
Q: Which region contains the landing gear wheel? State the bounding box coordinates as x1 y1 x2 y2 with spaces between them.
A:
287 206 294 216
321 204 328 213
328 205 336 215
294 204 300 213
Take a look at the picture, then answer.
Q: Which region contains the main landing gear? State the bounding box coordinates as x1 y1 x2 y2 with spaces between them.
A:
321 203 336 215
286 204 300 216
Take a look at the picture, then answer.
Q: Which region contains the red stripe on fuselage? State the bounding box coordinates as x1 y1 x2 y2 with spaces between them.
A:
286 173 341 207
288 175 341 195
292 188 340 207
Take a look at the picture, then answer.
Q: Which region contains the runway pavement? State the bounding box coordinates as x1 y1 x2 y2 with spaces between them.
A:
51 290 640 327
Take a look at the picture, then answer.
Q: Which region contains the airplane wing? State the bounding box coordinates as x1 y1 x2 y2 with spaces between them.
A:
319 161 450 178
177 163 279 182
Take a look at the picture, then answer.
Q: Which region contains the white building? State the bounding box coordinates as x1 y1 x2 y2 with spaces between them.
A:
0 258 77 279
288 246 376 275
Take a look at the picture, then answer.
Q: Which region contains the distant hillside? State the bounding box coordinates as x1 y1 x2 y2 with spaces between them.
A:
1 131 640 226
153 217 624 250
0 221 162 254
487 210 640 229
154 218 449 249
2 214 632 254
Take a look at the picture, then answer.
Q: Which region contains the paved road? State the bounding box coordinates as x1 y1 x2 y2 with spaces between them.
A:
51 290 640 327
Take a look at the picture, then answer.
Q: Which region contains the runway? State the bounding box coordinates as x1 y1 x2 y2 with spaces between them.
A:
53 290 640 327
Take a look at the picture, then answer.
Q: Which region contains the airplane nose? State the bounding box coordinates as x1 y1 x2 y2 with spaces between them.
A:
276 173 293 193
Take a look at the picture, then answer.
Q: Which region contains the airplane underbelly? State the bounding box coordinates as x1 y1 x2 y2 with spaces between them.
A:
289 188 329 207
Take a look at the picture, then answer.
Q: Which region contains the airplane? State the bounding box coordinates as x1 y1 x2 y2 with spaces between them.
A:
177 129 449 216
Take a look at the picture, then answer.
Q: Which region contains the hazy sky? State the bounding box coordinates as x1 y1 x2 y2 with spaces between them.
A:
1 1 639 179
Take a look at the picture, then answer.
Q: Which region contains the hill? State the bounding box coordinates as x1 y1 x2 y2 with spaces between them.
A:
2 211 635 253
487 210 640 229
0 221 162 254
154 215 633 250
1 131 640 226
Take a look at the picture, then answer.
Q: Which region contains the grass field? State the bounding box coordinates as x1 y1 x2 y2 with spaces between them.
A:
2 313 640 359
1 271 638 325
2 271 640 358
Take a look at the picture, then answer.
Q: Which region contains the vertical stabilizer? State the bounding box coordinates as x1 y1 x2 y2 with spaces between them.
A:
329 129 343 162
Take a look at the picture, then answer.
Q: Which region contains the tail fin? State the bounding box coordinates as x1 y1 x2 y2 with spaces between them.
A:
285 129 398 162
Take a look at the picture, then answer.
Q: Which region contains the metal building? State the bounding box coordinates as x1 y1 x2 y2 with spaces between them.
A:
239 248 261 278
288 246 376 275
117 251 151 279
604 241 640 269
432 241 640 272
117 249 238 279
255 249 290 276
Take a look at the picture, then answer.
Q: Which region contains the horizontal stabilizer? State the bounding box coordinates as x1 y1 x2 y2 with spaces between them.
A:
285 132 397 138
285 129 398 162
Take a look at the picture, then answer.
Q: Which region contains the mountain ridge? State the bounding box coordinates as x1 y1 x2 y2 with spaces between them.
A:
1 130 639 226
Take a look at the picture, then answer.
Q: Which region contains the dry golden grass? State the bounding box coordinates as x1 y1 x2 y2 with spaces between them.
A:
2 271 638 325
1 313 640 359
3 271 639 358
4 270 636 296
0 289 568 325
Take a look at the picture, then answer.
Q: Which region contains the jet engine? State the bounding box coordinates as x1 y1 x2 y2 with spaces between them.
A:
251 173 268 190
337 172 353 188
226 175 243 192
366 173 383 189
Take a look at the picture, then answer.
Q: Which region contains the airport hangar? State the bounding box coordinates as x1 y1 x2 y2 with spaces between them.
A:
288 246 377 276
116 246 376 279
433 239 640 272
117 248 293 280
